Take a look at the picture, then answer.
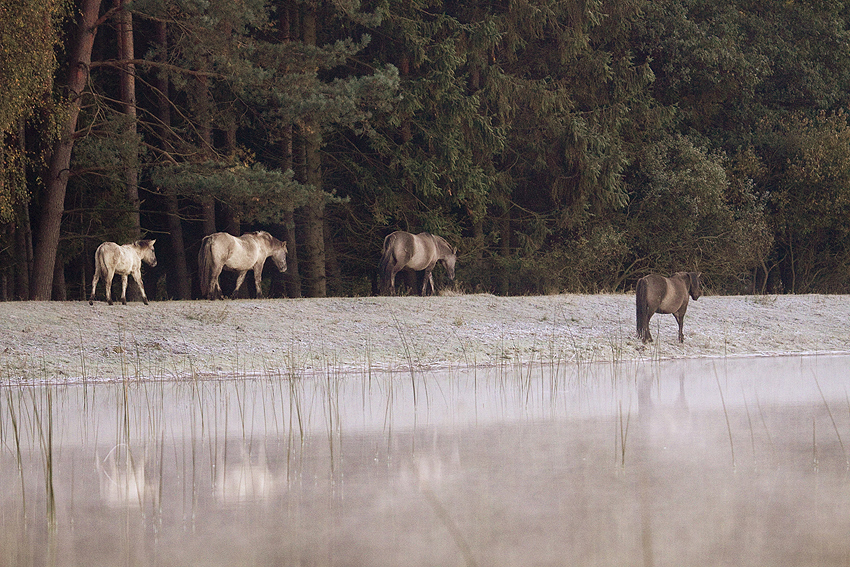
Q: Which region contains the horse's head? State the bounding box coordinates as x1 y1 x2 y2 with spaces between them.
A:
442 250 457 281
271 240 288 273
688 272 701 300
138 239 157 267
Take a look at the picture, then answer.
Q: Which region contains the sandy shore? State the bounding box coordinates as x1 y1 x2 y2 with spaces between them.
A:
1 293 848 383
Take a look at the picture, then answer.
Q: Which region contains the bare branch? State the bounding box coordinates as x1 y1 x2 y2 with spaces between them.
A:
90 59 225 79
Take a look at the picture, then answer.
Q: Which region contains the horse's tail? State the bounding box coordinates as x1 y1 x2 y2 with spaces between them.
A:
92 245 105 278
636 277 648 340
198 236 213 297
378 234 395 293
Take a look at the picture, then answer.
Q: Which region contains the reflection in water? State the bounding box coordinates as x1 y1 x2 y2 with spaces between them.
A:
2 355 850 566
214 443 282 504
96 444 158 508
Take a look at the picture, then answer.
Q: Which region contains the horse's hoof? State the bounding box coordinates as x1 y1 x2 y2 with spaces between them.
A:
107 300 113 306
121 300 127 305
143 299 149 305
88 299 93 306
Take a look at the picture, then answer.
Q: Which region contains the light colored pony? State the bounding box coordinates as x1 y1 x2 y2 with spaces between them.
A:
198 231 288 300
89 240 157 305
636 272 701 343
379 231 457 296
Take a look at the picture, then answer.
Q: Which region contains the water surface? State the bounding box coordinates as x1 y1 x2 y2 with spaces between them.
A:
2 355 849 566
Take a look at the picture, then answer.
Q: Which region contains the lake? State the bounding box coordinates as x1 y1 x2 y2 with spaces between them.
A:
2 354 849 566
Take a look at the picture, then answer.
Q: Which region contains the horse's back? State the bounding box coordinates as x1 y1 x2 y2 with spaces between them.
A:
204 231 275 271
383 230 415 250
94 241 119 262
641 273 689 314
383 231 417 262
95 242 137 273
382 230 453 270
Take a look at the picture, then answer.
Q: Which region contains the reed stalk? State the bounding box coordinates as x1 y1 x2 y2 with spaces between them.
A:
713 364 736 469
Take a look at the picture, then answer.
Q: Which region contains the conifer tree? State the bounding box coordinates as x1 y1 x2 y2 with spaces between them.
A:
31 0 103 300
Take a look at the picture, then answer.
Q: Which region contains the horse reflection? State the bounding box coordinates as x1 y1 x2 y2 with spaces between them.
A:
214 443 282 504
637 370 692 440
96 445 158 508
399 432 461 491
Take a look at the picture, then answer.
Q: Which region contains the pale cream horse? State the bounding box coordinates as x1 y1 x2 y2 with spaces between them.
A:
198 231 288 300
89 240 157 305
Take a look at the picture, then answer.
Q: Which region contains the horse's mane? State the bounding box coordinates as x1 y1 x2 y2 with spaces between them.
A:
432 234 455 255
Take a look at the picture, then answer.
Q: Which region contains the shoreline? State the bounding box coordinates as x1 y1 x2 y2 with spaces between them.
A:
1 293 849 384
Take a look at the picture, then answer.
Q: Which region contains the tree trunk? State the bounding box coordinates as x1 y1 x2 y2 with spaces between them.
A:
154 20 191 299
116 0 140 237
324 213 340 295
197 74 216 236
303 179 326 297
14 117 32 300
301 8 326 297
283 203 301 298
498 209 511 295
31 0 102 300
276 5 301 299
52 255 66 300
222 124 240 236
13 201 33 300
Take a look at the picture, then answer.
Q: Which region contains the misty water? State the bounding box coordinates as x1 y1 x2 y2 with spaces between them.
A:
2 354 850 566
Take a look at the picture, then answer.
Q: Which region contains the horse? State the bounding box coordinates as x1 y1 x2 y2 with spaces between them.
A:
636 272 701 343
379 231 457 296
198 231 287 300
88 239 157 306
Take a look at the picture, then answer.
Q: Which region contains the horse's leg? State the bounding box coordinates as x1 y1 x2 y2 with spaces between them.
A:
120 274 129 305
674 312 686 343
389 268 398 295
642 313 653 343
253 263 264 298
89 268 100 305
104 269 115 305
232 270 248 299
210 266 224 300
420 270 434 296
643 315 654 343
133 268 149 305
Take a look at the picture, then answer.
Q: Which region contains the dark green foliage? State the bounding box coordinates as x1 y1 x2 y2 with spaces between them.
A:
626 135 771 291
151 161 311 224
10 0 850 298
0 0 68 220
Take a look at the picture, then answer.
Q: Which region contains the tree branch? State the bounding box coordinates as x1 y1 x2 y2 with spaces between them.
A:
89 59 225 79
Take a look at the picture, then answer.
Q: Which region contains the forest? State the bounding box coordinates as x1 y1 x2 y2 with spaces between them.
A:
3 0 850 301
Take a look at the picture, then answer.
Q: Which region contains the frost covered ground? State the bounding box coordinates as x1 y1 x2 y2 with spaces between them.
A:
1 293 848 383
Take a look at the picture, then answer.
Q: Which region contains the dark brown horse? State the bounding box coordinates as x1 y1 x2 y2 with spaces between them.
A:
636 272 701 343
198 231 287 300
89 240 157 305
379 231 457 296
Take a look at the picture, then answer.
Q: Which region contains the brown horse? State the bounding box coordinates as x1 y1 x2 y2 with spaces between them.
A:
198 231 287 300
636 272 701 343
89 240 157 305
379 231 457 296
